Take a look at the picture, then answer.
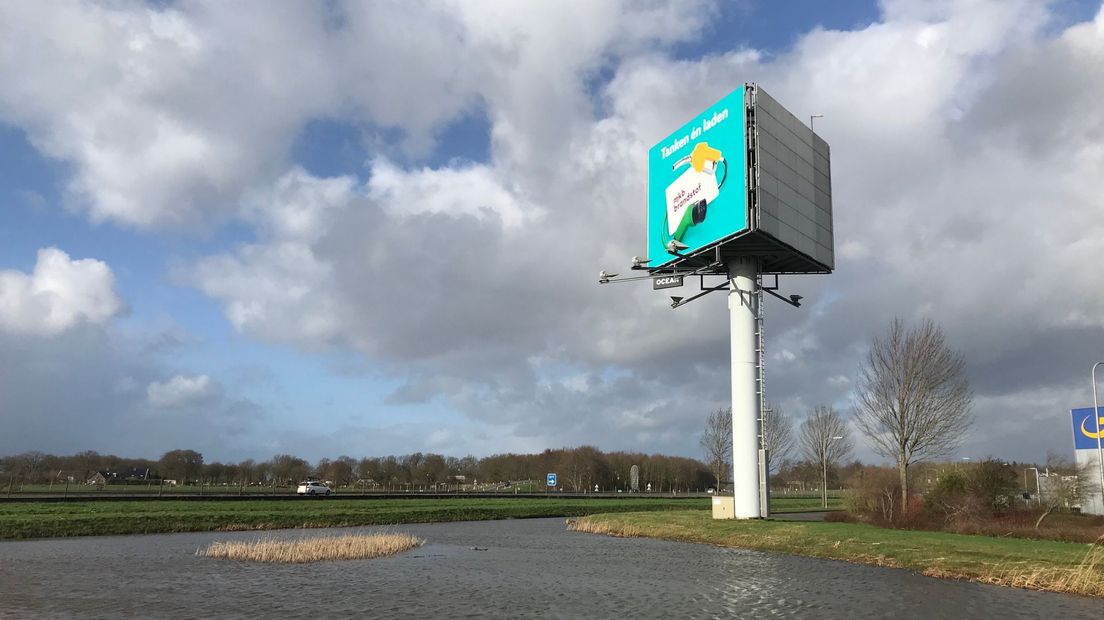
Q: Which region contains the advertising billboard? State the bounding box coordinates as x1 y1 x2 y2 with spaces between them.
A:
645 85 833 274
752 87 834 272
1072 407 1104 450
647 88 748 268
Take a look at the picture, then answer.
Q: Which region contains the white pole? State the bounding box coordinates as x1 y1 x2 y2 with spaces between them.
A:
1092 362 1104 514
728 257 761 519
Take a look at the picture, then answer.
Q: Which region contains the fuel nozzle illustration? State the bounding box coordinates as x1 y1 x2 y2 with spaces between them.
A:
663 142 727 244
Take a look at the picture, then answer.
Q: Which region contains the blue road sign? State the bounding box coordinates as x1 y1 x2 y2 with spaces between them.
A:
547 472 557 487
1072 407 1104 450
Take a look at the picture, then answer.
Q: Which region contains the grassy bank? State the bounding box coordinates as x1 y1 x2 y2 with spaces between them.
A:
0 498 709 540
770 495 842 512
569 511 1104 598
0 495 832 541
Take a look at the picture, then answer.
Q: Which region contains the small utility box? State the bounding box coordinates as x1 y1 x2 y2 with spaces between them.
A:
711 496 735 519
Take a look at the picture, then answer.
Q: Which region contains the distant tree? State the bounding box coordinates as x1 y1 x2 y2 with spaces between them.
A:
800 406 853 508
158 449 204 484
700 407 732 489
270 454 309 484
853 318 973 507
334 456 356 487
422 454 448 488
204 462 227 484
15 451 49 483
761 403 793 475
237 459 256 484
377 456 400 488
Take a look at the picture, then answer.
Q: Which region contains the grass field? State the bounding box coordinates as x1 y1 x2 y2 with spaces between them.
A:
570 511 1104 598
0 495 837 540
0 497 706 540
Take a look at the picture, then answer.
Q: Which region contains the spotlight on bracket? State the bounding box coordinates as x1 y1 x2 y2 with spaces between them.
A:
598 270 619 284
670 296 684 308
666 240 688 254
631 256 651 269
789 294 803 307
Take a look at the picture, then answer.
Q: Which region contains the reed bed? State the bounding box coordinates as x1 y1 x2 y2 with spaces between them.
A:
198 533 423 563
567 517 645 538
979 535 1104 597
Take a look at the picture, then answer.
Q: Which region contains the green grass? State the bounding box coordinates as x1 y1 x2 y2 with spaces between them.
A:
570 511 1104 598
8 483 292 495
769 495 842 512
0 498 709 540
0 495 836 540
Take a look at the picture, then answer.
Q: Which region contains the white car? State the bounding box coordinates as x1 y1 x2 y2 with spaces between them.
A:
296 481 333 496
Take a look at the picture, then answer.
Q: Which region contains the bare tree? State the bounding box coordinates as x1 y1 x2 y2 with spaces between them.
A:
800 406 853 508
761 402 793 475
700 407 732 489
854 318 973 507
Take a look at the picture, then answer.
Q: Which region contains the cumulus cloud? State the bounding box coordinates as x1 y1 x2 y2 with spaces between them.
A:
0 1 711 229
188 1 1104 462
0 248 123 336
146 374 220 409
5 1 1104 462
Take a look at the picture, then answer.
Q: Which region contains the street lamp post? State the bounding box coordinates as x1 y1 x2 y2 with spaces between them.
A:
1092 362 1104 513
1024 467 1041 505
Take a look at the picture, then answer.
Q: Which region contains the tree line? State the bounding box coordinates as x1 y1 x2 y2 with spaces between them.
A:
0 446 713 492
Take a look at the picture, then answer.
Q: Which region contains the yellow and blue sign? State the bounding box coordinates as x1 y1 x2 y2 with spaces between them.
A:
648 87 747 267
1071 407 1104 450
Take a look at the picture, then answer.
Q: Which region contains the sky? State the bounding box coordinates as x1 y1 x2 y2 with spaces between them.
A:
2 0 1103 465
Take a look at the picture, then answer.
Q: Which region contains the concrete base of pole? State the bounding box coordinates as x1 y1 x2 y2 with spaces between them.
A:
728 257 762 519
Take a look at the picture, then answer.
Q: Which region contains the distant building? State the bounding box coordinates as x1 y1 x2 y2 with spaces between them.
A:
86 472 108 486
85 468 157 485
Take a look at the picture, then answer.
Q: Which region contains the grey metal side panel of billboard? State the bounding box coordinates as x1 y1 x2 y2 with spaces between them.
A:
753 87 833 271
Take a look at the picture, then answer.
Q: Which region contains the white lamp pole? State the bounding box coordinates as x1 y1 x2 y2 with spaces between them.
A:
1092 362 1104 513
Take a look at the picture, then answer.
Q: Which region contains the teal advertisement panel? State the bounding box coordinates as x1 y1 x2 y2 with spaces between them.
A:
648 88 747 267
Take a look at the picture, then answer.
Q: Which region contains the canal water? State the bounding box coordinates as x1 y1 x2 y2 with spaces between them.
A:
0 518 1099 618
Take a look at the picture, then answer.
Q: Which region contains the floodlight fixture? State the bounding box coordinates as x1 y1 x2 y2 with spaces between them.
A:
631 256 651 269
666 240 688 254
670 296 683 308
598 270 619 284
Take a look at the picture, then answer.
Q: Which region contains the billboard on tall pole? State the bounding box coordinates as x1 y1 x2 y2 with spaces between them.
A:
603 83 834 519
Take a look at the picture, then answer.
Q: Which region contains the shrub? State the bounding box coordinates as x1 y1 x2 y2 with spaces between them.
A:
842 466 900 524
968 459 1019 512
926 468 985 527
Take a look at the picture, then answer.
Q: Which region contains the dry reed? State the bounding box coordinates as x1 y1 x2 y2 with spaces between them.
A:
567 517 644 538
981 535 1104 597
198 533 423 563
